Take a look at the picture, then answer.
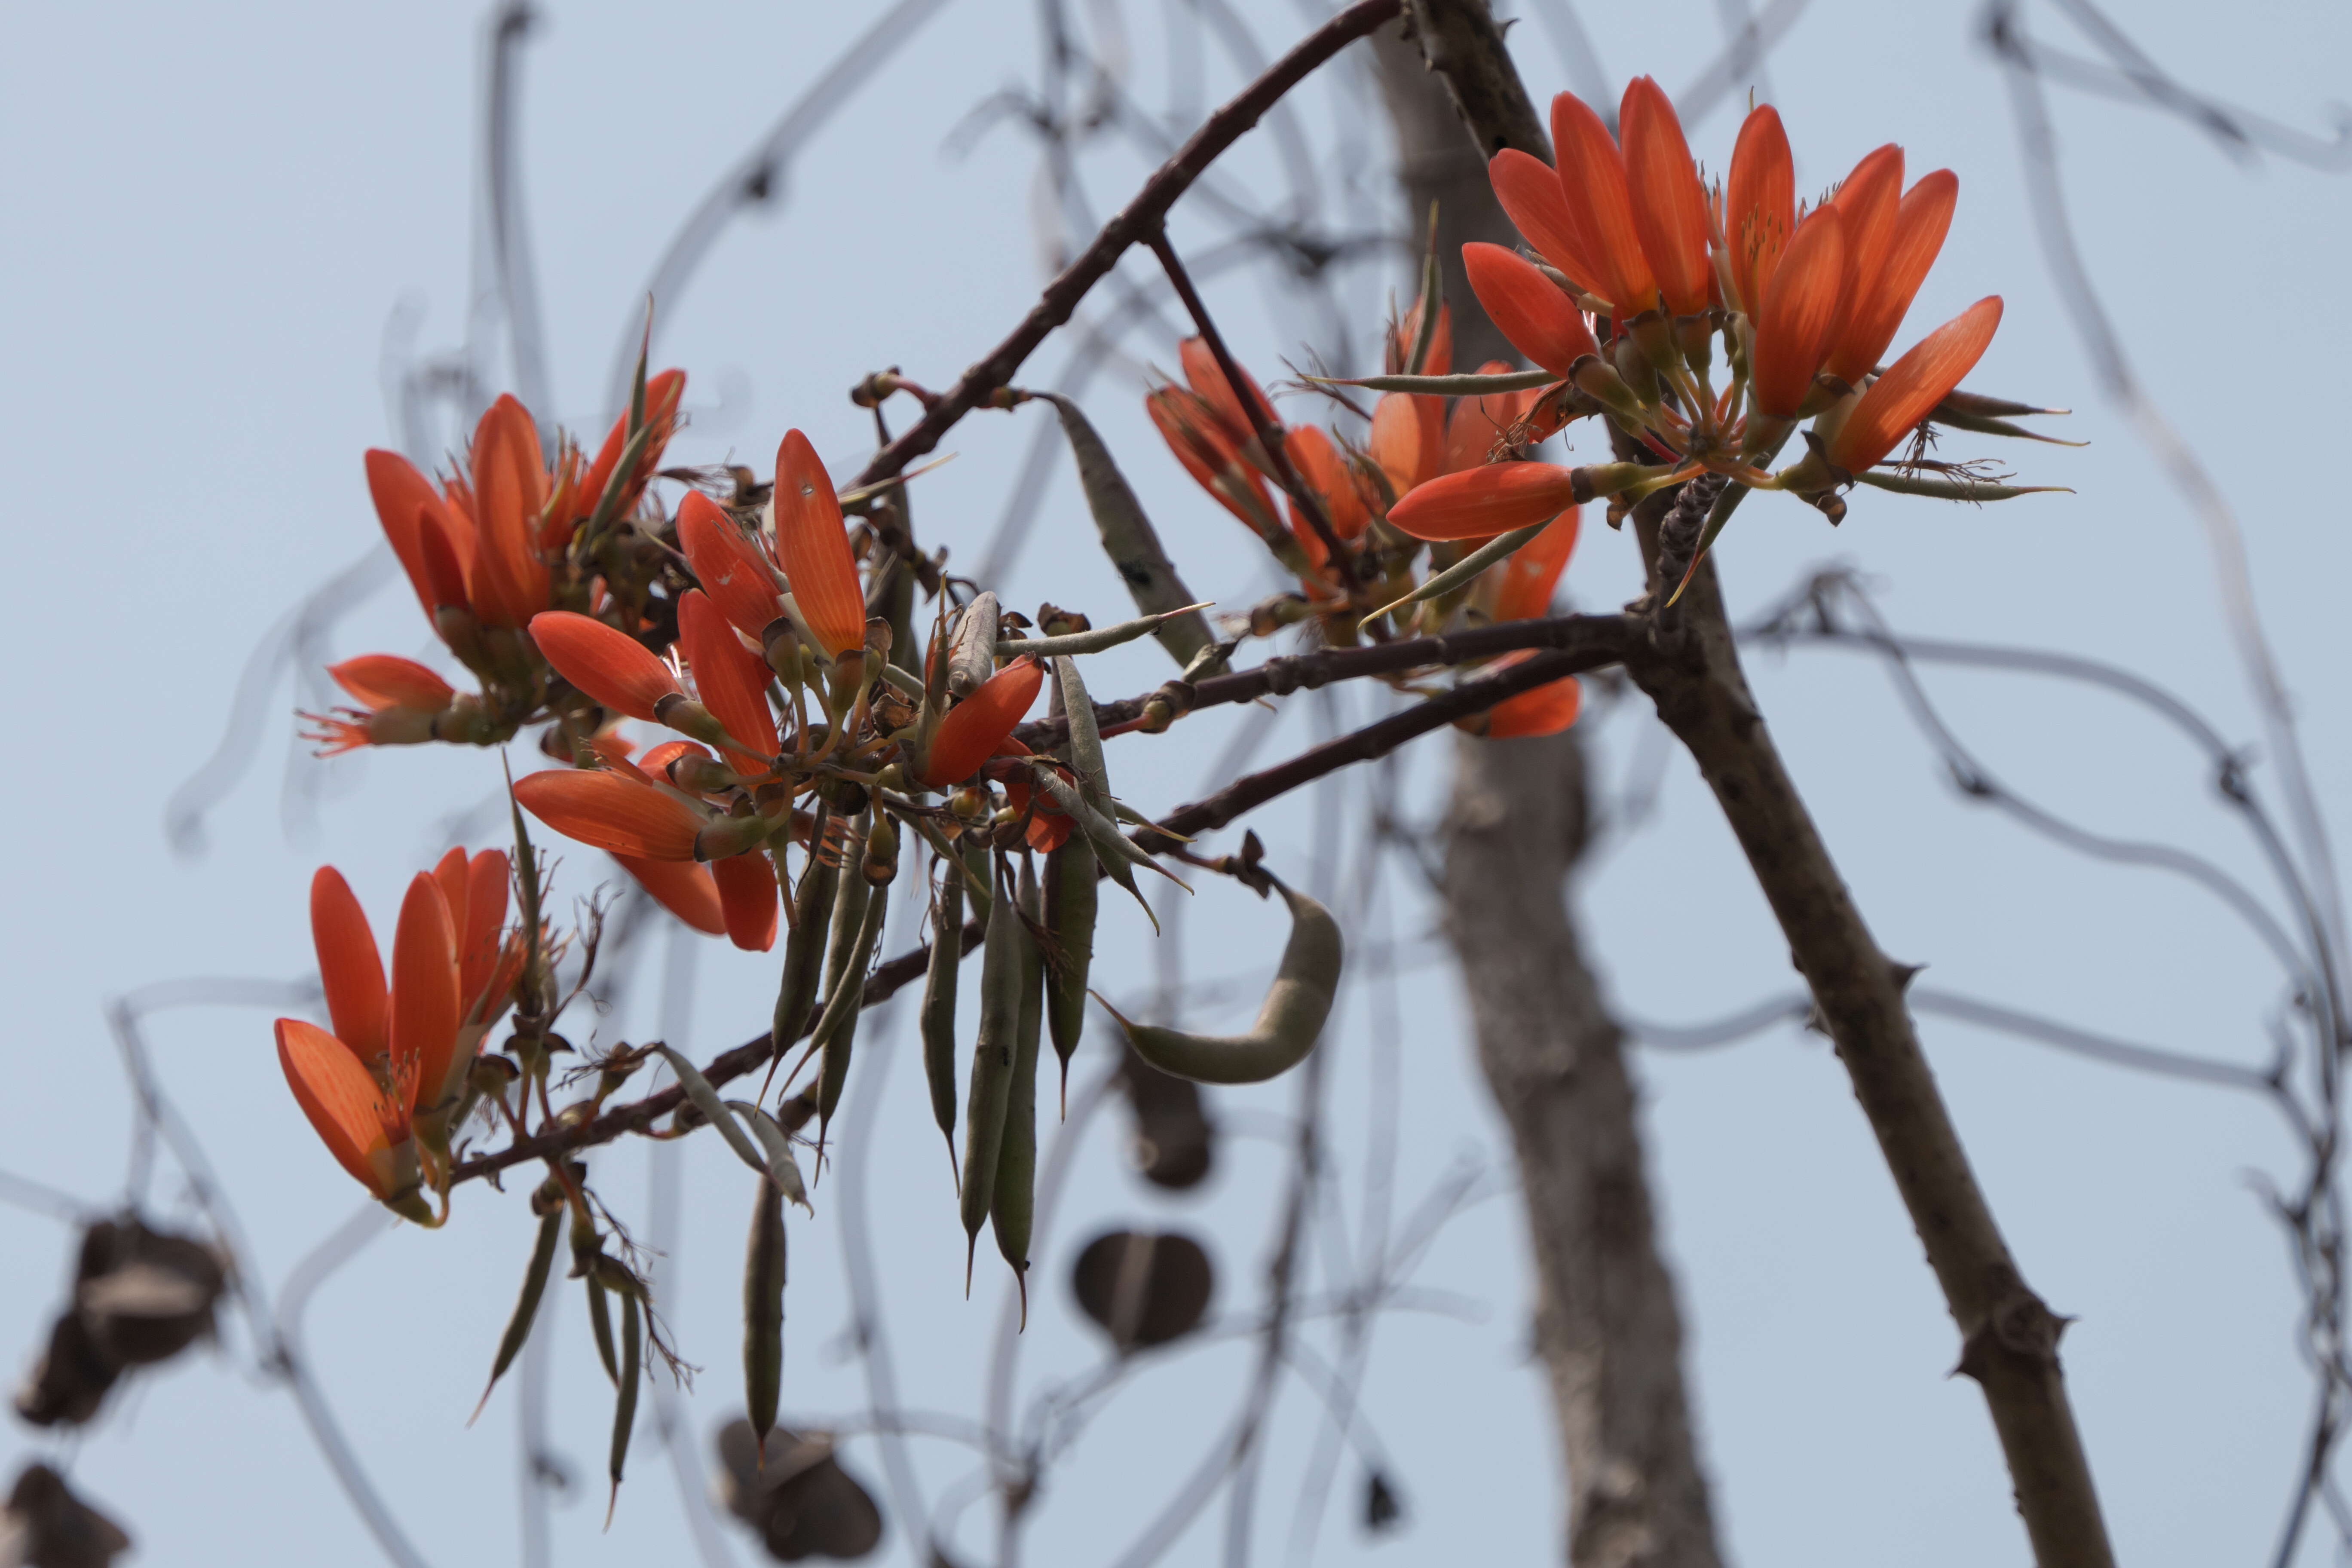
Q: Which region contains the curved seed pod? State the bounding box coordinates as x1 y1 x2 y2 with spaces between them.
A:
1035 392 1217 671
820 818 873 1006
991 856 1046 1326
814 882 891 1151
1052 656 1108 801
1110 883 1343 1084
471 1205 561 1423
1358 519 1550 627
1044 838 1097 1109
1309 368 1556 396
743 1176 786 1467
585 1272 617 1386
919 856 968 1177
606 1286 642 1527
772 810 842 1052
946 591 1001 699
723 1100 812 1212
993 606 1209 661
655 1046 769 1178
957 858 1023 1289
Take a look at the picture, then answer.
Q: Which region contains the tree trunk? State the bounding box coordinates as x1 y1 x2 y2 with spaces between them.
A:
1370 16 1726 1566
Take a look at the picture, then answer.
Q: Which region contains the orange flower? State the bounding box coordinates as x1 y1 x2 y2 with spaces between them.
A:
1723 104 1794 315
677 490 782 643
1486 509 1582 622
1386 298 1453 376
276 854 516 1216
365 450 472 622
528 611 681 723
328 655 456 714
1749 205 1846 419
1442 360 1548 475
1389 462 1583 541
1821 147 1904 377
1822 169 1958 387
611 855 728 936
677 590 778 773
513 767 708 861
1827 297 2003 474
1462 243 1598 377
921 657 1045 789
997 740 1075 852
1617 78 1712 318
709 849 780 953
1283 426 1370 543
772 431 869 660
1550 90 1657 318
570 369 686 548
1147 387 1287 544
1488 149 1602 297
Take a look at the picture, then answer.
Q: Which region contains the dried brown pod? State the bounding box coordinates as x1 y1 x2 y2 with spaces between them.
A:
14 1218 227 1428
0 1463 132 1568
1111 1041 1215 1190
1069 1230 1214 1354
714 1419 884 1561
1363 1468 1404 1534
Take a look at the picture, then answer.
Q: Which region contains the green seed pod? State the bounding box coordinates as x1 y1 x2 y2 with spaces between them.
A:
743 1176 786 1467
773 807 842 1051
959 833 993 926
585 1272 618 1387
990 856 1046 1323
821 816 873 1001
1051 655 1108 802
606 1286 642 1527
814 882 891 1151
471 1205 561 1423
919 856 968 1179
946 591 1001 699
957 854 1023 1289
1044 837 1097 1109
1109 883 1343 1085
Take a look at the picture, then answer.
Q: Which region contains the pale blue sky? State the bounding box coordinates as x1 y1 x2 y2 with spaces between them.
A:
2 2 2348 1564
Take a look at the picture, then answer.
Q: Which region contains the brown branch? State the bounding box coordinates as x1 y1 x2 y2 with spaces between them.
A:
450 631 1617 1188
1016 611 1631 750
848 0 1405 494
1403 6 2118 1564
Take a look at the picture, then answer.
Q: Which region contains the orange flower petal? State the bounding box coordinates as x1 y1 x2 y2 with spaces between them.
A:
391 873 462 1115
1387 299 1453 377
710 848 780 953
514 768 708 861
1550 91 1657 319
1751 205 1846 418
1822 144 1905 382
1488 508 1582 623
772 431 868 659
1488 149 1602 296
1442 359 1540 475
611 853 727 935
1146 387 1285 539
461 850 511 1017
574 369 686 536
678 590 778 772
466 395 551 628
1618 78 1712 317
1177 336 1274 452
1824 169 1957 387
1387 462 1583 542
309 867 387 1065
677 490 781 643
1829 297 2004 474
328 655 454 714
1369 392 1441 502
922 657 1046 789
1725 104 1795 314
1485 672 1583 739
528 611 681 723
1462 243 1597 377
364 450 463 621
1284 425 1369 543
276 1017 400 1196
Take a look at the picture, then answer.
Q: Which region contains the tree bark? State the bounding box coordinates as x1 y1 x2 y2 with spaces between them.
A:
1392 5 2119 1562
1372 15 1727 1566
